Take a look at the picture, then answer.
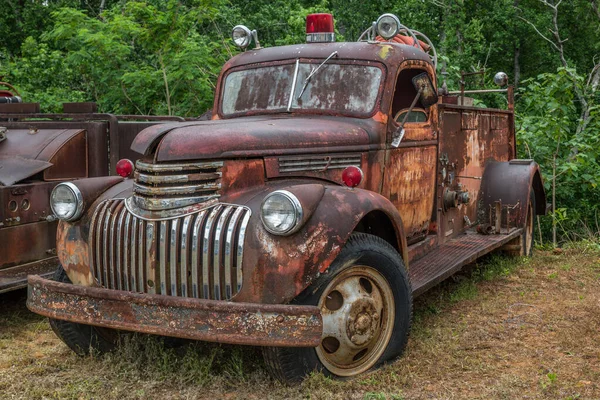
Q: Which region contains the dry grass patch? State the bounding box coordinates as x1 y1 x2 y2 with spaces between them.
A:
1 247 599 399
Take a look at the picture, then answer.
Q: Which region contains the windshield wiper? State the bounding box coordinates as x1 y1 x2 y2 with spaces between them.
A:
296 51 338 100
286 59 300 112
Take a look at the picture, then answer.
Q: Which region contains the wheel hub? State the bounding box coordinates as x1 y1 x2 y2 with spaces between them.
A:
316 265 395 377
347 299 378 346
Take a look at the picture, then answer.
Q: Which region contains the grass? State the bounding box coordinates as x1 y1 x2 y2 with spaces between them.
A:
1 247 599 399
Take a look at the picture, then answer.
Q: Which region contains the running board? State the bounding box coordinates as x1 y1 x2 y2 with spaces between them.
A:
409 228 522 297
0 257 58 293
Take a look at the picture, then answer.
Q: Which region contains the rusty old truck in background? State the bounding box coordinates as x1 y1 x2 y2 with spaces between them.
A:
0 82 185 293
27 13 545 383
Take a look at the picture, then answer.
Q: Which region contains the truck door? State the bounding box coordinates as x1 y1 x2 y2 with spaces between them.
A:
381 66 437 244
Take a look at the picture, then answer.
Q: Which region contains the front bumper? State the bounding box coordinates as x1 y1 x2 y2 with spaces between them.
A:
27 275 323 347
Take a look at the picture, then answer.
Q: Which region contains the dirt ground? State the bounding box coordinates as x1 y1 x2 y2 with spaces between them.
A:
1 246 599 400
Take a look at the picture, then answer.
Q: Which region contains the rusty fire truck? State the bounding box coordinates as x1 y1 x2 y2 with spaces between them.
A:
0 82 185 292
27 13 545 382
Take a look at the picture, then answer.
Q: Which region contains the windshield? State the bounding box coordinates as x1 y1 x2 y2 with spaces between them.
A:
221 61 383 116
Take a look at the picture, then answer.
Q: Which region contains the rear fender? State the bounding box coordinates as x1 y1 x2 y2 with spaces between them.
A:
479 160 546 229
236 183 408 304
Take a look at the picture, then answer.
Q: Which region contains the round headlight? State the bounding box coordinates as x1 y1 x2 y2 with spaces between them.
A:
261 190 303 235
50 182 84 222
376 14 401 40
232 25 252 49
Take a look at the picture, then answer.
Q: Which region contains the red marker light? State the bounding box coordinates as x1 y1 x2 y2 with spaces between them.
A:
306 13 335 43
342 166 363 188
116 159 134 178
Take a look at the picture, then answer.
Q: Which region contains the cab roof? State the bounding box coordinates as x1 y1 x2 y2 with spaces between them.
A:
224 41 433 70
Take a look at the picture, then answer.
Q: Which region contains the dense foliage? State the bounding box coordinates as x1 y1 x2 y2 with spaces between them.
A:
0 0 598 243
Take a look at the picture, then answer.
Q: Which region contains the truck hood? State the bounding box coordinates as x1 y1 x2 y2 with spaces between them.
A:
0 128 84 186
131 116 373 162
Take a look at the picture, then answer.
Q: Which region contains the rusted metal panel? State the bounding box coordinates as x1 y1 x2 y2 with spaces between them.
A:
0 157 52 186
409 228 523 296
264 153 365 185
63 102 98 113
437 105 514 241
43 129 88 180
480 161 546 228
0 181 58 226
220 159 265 198
0 220 57 269
0 103 40 113
0 127 86 164
382 145 437 241
0 257 57 293
150 117 373 162
232 182 408 304
27 275 323 347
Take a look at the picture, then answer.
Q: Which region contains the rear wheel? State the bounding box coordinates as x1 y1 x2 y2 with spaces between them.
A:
48 266 121 356
505 189 535 257
263 233 412 383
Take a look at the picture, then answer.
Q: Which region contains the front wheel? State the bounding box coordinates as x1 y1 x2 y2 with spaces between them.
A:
263 233 412 383
48 266 121 356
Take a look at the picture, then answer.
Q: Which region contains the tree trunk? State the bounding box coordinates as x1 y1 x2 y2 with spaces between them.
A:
513 0 521 88
513 43 521 89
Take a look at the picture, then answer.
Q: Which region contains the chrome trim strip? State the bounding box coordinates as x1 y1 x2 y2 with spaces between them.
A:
180 215 193 297
159 221 168 295
134 182 221 196
123 213 131 291
224 207 244 298
191 211 206 299
130 217 138 291
102 202 113 287
136 160 223 173
131 195 220 213
145 221 155 294
203 206 222 299
115 204 127 290
237 210 251 292
91 201 109 285
213 206 233 301
135 171 222 185
137 220 145 292
170 219 179 296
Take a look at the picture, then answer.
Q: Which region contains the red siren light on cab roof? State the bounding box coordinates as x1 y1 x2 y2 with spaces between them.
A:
342 166 363 188
306 13 335 43
116 158 134 178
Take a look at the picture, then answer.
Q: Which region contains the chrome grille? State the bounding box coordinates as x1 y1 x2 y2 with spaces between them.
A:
89 200 251 300
133 160 223 211
278 154 361 173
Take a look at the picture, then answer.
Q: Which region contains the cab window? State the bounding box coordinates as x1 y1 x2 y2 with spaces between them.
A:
391 68 430 123
394 108 428 123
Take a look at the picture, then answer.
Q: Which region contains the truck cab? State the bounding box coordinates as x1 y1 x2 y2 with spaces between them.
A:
27 13 545 383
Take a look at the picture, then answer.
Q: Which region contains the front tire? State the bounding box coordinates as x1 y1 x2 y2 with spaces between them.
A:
48 266 121 356
263 233 412 383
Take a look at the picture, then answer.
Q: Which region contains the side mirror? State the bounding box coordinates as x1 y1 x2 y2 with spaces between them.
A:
412 72 437 108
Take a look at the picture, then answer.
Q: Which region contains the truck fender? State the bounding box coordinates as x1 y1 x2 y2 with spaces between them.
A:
479 160 546 229
238 183 408 304
57 178 131 287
